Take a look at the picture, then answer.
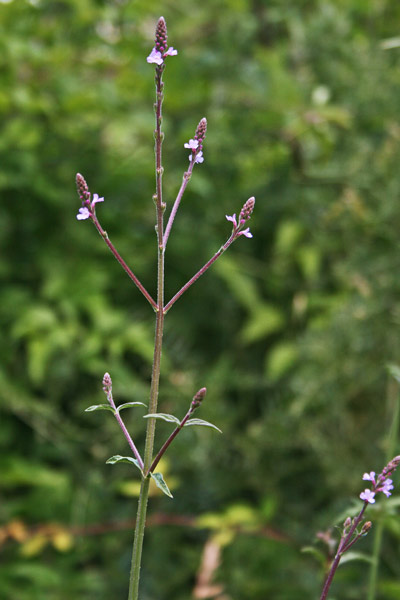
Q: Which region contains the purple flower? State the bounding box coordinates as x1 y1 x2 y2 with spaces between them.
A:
77 207 90 220
240 227 253 238
190 150 204 164
225 213 253 238
226 214 237 227
147 46 177 65
92 193 104 206
164 47 177 57
147 48 163 65
360 489 376 504
184 139 199 150
76 193 104 221
363 471 376 482
379 478 394 498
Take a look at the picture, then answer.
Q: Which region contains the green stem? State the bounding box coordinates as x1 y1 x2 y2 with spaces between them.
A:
128 62 166 600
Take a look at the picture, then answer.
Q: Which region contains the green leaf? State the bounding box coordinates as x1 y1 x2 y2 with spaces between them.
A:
116 402 147 413
85 404 115 413
150 472 173 498
340 551 374 565
143 413 181 425
106 455 142 471
184 418 222 433
387 364 400 383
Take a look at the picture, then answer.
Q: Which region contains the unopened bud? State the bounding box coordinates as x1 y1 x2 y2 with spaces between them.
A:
76 173 90 202
361 521 372 535
155 17 167 53
192 387 207 409
194 118 207 148
343 517 352 533
102 372 112 393
239 197 255 223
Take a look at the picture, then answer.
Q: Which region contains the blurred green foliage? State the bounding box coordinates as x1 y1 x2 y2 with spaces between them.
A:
2 0 400 598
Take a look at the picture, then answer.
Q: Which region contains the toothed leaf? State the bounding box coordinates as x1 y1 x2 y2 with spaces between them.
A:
184 418 222 433
150 472 173 498
143 413 181 425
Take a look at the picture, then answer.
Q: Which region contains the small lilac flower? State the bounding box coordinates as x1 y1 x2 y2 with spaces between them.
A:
363 471 376 482
190 151 204 164
226 214 238 227
92 193 104 206
184 139 199 150
77 207 90 220
146 46 178 65
240 227 253 238
379 478 394 497
226 212 253 238
360 489 376 504
164 47 177 57
147 48 163 65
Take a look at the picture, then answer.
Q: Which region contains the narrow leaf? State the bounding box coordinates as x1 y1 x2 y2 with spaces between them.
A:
117 402 147 413
106 455 142 472
85 404 115 414
143 413 181 425
184 418 222 433
150 472 173 498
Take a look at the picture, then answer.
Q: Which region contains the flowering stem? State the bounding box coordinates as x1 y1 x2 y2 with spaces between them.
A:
164 233 236 314
148 407 194 475
91 213 158 311
163 160 195 249
105 387 144 470
319 503 367 600
128 60 166 600
367 379 400 600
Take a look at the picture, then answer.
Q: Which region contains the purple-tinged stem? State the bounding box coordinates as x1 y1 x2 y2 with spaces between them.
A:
106 389 144 471
319 503 367 600
129 37 166 600
148 408 193 475
164 232 235 314
90 213 158 311
163 160 195 249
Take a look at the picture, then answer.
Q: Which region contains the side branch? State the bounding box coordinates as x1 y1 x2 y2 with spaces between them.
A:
163 234 235 314
163 161 195 249
91 215 158 311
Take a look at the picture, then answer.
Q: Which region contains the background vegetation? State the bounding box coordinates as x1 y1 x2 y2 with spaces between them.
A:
2 0 400 598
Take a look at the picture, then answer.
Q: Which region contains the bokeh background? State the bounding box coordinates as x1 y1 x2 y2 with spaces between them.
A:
2 0 400 598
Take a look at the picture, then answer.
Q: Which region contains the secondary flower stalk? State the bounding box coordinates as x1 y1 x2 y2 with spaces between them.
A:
163 118 208 248
319 456 400 600
75 174 157 311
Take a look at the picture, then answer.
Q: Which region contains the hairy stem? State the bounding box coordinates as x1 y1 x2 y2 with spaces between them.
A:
128 63 166 600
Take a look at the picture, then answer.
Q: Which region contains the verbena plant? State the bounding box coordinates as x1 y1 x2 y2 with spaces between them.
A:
75 17 254 600
75 16 399 600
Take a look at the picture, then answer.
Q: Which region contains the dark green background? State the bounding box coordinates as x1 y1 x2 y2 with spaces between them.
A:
2 0 400 598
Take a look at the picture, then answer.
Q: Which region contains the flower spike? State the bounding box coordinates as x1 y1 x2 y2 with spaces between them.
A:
226 196 255 239
147 17 178 65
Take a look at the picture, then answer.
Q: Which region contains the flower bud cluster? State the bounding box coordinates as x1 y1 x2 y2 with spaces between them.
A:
226 197 255 239
102 372 112 393
191 387 207 410
359 455 400 504
147 17 178 66
155 17 168 54
75 173 104 221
